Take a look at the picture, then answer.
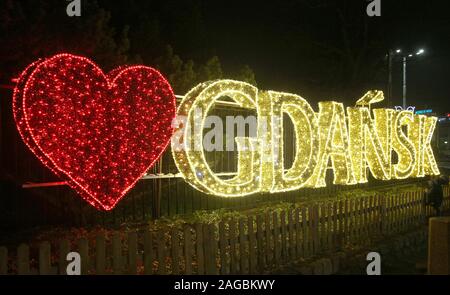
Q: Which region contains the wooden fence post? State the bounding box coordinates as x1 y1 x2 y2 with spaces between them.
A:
17 244 29 275
248 216 257 273
0 247 7 275
59 239 70 275
272 212 281 265
394 195 399 233
371 194 376 237
327 202 333 251
294 208 302 258
128 231 138 274
390 195 395 234
366 196 371 239
208 224 217 275
366 197 371 242
184 226 193 275
381 195 387 234
202 224 211 274
428 217 450 274
344 199 350 245
409 191 414 228
355 198 361 244
402 193 406 231
416 190 422 226
95 234 106 275
374 195 379 235
362 197 368 244
400 193 405 232
369 195 374 238
143 230 154 275
373 194 379 234
39 241 51 275
265 212 273 266
195 223 204 275
350 199 356 244
411 191 417 226
412 191 417 226
171 228 181 275
395 194 400 232
318 204 324 250
411 191 419 226
239 218 248 274
370 195 376 236
156 229 166 275
413 191 417 225
406 192 411 228
280 211 287 261
78 238 89 275
287 210 295 259
301 207 309 257
382 194 387 234
229 219 238 274
256 214 266 271
112 232 122 275
202 223 216 275
313 205 320 254
218 221 227 275
405 192 410 230
387 195 392 234
332 201 339 251
338 200 345 249
399 194 404 232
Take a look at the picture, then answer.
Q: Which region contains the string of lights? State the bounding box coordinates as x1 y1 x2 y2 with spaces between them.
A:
14 53 176 210
174 83 440 198
13 54 441 209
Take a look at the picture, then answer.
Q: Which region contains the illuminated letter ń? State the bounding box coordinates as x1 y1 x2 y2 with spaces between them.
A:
310 102 355 187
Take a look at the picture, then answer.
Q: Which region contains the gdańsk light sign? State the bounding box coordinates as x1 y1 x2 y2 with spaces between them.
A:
172 80 439 197
13 54 439 210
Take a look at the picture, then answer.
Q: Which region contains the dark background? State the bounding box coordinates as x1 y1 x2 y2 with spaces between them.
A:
1 0 449 110
0 0 449 234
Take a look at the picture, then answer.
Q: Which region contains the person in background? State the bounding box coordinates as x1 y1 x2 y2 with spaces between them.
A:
424 175 448 217
438 174 449 186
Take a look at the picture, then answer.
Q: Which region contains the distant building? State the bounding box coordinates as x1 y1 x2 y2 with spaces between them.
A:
438 114 450 157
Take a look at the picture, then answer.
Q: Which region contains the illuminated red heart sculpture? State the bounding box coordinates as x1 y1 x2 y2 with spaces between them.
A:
13 53 176 210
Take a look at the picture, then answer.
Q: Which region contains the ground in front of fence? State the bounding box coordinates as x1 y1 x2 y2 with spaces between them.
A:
1 185 448 275
272 213 449 275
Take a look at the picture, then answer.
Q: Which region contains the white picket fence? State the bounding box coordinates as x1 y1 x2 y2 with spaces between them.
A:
1 186 449 275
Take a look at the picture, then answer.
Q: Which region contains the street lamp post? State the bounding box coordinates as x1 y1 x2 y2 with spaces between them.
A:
388 48 425 109
387 50 393 107
403 56 407 109
387 49 401 107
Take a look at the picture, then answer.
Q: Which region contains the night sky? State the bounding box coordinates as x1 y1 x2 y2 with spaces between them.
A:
197 0 450 112
1 0 450 248
2 0 450 112
102 0 450 112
